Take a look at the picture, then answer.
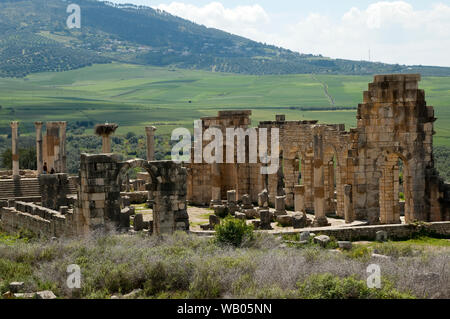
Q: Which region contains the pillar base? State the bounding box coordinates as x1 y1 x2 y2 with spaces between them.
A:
13 175 21 182
312 216 330 227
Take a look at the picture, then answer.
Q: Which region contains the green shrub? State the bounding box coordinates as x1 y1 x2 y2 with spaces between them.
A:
188 269 222 299
344 245 371 260
214 216 254 247
296 273 415 299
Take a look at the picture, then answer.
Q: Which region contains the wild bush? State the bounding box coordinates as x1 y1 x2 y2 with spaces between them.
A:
214 216 254 247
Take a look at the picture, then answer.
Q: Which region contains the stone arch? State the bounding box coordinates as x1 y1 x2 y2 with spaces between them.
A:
282 138 313 210
323 143 341 216
115 159 156 187
377 150 412 224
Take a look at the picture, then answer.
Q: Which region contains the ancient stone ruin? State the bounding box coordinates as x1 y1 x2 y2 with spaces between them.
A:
0 74 449 239
187 74 449 225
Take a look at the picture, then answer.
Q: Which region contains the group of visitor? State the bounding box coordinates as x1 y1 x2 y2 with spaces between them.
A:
42 162 55 174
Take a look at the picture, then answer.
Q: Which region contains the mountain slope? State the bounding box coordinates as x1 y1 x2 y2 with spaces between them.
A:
1 0 450 77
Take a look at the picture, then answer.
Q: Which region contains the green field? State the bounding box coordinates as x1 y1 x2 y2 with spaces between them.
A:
0 63 449 146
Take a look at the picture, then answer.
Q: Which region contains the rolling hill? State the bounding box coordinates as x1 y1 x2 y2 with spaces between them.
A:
1 0 450 77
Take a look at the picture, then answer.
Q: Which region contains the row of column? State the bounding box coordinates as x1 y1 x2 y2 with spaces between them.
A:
292 127 354 226
98 124 156 161
8 122 157 179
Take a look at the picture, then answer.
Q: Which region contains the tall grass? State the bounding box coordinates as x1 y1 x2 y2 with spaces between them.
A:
0 231 448 299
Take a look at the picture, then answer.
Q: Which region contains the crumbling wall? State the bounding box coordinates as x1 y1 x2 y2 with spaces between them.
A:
77 154 189 235
0 200 76 237
353 74 437 224
39 174 69 210
186 74 449 225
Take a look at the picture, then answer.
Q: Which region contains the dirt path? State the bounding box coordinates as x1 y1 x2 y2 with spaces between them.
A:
311 74 336 108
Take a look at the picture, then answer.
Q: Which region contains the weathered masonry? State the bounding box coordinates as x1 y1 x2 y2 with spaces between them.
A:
1 73 449 237
187 74 450 225
0 155 189 237
76 154 189 236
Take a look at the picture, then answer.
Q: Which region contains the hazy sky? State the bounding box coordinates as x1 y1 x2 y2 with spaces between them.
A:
106 0 450 67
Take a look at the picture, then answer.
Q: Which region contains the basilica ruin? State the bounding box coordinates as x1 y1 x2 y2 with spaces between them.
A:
0 74 449 238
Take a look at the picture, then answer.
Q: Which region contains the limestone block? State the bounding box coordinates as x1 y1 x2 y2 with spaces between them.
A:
133 214 144 231
258 189 269 207
338 241 352 250
259 210 272 230
241 194 253 209
376 230 388 242
227 190 237 203
275 196 286 216
313 235 330 247
292 212 309 229
9 282 24 293
35 291 57 299
242 208 257 219
299 231 310 241
276 215 293 227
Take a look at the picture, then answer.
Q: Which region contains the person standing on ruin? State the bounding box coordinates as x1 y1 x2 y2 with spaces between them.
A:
50 167 55 174
43 162 48 174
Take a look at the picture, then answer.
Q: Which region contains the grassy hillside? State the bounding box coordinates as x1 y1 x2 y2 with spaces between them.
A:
1 0 450 77
0 63 449 147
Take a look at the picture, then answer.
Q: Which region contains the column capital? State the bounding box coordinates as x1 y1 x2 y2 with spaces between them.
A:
59 121 67 128
145 126 157 133
10 121 19 129
35 121 43 128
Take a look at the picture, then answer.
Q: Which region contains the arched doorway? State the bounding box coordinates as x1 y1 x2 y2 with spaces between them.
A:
379 153 411 224
324 145 343 217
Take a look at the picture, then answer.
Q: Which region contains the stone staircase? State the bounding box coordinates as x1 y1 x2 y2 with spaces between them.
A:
0 177 78 200
0 178 41 200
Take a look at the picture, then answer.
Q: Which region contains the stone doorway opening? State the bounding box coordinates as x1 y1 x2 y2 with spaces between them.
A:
379 153 411 224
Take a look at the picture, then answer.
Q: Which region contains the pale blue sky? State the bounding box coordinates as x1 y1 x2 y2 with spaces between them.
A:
106 0 450 66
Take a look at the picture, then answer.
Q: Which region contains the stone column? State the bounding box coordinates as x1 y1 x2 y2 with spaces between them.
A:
95 123 118 154
344 184 354 223
327 160 335 212
35 122 43 174
312 128 329 227
294 185 305 213
274 195 286 216
58 122 67 173
145 126 157 161
10 121 19 179
302 155 315 212
102 135 111 153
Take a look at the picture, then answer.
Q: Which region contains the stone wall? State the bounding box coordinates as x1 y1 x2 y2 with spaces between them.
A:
39 174 69 210
270 221 450 241
77 154 189 235
0 200 77 237
0 170 38 179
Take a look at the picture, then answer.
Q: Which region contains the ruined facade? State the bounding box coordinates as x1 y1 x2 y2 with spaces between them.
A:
76 154 189 236
1 74 449 238
0 154 189 237
187 74 450 224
